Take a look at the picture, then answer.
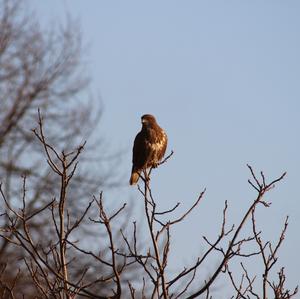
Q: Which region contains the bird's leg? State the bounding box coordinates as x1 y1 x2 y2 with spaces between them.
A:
143 169 150 182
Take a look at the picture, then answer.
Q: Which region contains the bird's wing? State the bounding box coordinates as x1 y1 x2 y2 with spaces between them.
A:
132 131 150 170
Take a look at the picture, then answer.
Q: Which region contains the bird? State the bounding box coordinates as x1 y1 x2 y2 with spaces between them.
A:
129 114 168 185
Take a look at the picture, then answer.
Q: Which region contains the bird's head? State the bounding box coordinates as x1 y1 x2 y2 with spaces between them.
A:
141 114 157 128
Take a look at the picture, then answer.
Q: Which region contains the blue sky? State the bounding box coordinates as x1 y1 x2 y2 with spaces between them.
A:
30 1 300 296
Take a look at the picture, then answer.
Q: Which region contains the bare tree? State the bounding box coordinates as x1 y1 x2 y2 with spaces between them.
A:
119 164 297 299
0 111 297 298
0 111 139 298
0 0 125 296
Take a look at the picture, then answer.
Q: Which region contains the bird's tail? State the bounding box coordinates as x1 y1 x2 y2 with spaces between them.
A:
129 170 140 185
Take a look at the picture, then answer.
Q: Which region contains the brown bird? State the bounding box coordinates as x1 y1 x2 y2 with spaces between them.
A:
129 114 168 185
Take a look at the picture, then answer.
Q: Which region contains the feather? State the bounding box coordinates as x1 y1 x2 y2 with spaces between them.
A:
129 171 140 185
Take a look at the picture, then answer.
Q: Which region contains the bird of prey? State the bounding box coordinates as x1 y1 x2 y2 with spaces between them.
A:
129 114 168 185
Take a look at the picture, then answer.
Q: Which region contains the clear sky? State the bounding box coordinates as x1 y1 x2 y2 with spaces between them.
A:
30 1 300 296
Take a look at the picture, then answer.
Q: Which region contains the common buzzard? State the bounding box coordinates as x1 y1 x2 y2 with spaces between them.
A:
129 114 168 185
